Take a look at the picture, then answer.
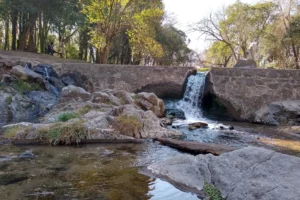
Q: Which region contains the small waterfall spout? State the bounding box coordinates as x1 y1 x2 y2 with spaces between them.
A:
166 73 206 121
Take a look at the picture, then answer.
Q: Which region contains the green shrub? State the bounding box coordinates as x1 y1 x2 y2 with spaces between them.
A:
57 112 79 122
114 115 142 137
40 122 87 145
204 182 223 200
12 80 41 94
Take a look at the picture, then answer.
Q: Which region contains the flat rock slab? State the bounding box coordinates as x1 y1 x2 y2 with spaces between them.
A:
148 147 300 200
154 138 237 155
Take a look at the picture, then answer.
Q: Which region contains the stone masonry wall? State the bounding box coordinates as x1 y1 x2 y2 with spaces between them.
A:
205 67 300 121
58 63 196 99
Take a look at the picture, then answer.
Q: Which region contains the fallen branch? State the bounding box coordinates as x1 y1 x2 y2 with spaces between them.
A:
153 138 237 156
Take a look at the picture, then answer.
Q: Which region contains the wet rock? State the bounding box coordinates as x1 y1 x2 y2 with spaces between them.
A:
166 109 185 120
27 91 58 113
149 147 300 200
188 122 208 130
61 85 91 102
136 92 165 118
11 65 44 83
1 74 17 83
160 118 173 127
254 100 300 125
0 88 40 126
0 173 28 185
49 76 66 91
34 64 59 79
18 150 35 159
60 71 93 93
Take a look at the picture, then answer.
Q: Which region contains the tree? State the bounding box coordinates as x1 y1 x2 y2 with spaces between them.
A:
192 1 276 64
156 25 192 66
82 0 137 63
127 8 164 65
205 41 233 67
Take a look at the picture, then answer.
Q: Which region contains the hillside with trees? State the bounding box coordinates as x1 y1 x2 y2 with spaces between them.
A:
0 0 194 66
195 0 300 69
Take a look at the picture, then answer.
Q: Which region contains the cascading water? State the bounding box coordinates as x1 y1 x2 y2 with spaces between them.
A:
166 73 206 122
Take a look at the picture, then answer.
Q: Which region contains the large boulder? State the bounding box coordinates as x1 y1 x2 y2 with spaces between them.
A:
149 147 300 200
136 92 165 118
33 64 59 79
0 88 40 127
11 65 43 83
254 100 300 125
166 108 186 119
110 104 181 138
60 85 91 102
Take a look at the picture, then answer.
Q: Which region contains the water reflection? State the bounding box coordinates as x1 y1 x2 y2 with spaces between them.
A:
0 143 197 200
148 179 200 200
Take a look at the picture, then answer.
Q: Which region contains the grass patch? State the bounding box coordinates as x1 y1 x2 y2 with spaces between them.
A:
2 126 23 139
197 68 211 72
5 96 12 105
120 98 126 105
204 182 223 200
77 105 92 115
39 122 87 145
57 112 79 122
12 80 41 94
114 115 142 137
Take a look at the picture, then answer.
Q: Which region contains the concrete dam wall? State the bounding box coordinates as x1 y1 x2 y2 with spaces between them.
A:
57 63 196 99
204 67 300 121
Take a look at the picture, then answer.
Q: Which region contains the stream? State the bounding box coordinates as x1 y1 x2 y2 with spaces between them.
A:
0 73 300 200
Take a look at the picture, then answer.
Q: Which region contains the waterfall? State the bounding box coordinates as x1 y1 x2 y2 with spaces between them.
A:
44 67 50 80
166 73 206 121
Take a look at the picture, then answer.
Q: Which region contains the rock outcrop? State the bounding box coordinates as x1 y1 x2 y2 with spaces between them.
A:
11 65 43 83
254 100 300 125
136 92 165 118
61 85 91 102
149 147 300 200
4 85 182 141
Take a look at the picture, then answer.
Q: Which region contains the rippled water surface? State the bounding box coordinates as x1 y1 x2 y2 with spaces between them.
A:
0 143 201 200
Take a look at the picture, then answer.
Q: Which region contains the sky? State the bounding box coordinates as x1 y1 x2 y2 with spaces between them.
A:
163 0 262 52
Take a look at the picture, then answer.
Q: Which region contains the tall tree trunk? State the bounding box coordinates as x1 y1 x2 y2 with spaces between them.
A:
4 18 10 50
11 11 18 50
84 48 88 61
19 13 38 51
96 49 101 63
99 40 112 64
38 13 44 53
223 55 232 68
291 40 299 69
27 23 36 52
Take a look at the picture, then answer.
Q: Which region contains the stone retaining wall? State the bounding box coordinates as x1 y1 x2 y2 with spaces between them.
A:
204 67 300 120
58 63 195 99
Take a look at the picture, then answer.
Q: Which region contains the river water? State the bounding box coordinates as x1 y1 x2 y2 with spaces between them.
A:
0 73 300 200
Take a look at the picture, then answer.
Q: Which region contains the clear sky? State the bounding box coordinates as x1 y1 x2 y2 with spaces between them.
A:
163 0 262 52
